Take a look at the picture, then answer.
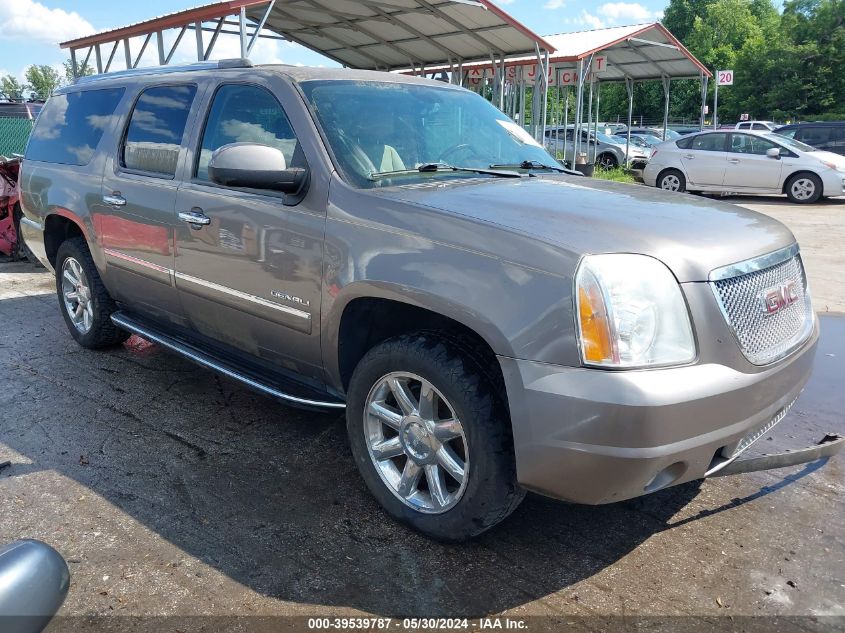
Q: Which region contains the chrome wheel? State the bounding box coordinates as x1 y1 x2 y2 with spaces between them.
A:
660 174 681 191
364 372 469 514
61 257 93 334
790 178 816 201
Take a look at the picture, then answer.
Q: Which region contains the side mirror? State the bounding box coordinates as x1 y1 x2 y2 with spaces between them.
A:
208 143 308 196
0 540 69 633
766 147 781 159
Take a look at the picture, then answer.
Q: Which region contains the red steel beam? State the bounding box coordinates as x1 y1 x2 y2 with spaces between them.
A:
60 0 269 49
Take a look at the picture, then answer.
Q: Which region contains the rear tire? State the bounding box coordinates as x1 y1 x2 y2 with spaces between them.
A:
55 237 130 349
657 169 686 193
346 333 524 541
785 173 822 204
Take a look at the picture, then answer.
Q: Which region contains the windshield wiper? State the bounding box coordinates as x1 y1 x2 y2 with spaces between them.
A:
489 159 576 174
369 163 521 180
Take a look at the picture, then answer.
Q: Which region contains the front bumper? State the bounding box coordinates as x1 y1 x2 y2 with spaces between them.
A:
499 321 820 504
819 170 845 197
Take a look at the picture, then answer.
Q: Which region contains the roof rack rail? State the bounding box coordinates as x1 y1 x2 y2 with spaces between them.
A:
74 59 253 85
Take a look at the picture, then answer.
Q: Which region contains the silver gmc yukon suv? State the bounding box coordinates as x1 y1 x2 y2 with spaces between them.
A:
18 61 830 540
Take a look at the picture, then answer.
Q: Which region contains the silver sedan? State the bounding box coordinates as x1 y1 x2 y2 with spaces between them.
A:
644 130 845 203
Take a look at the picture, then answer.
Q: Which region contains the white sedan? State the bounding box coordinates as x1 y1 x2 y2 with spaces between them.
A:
643 130 845 203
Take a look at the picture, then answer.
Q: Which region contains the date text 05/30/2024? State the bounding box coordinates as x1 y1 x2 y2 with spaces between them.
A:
307 618 528 630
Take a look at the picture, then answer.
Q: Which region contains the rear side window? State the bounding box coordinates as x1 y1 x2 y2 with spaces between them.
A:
675 136 693 149
691 133 727 151
121 84 197 177
796 127 831 145
25 88 124 166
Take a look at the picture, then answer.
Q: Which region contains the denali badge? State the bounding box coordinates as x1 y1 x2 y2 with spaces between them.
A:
271 290 310 307
759 281 799 316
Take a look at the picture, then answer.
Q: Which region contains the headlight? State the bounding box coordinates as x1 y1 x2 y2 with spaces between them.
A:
575 254 696 368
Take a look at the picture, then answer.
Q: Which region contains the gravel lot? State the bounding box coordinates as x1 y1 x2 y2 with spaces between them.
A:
0 196 843 630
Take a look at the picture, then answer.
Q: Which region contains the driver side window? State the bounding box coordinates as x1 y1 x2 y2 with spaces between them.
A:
195 84 301 182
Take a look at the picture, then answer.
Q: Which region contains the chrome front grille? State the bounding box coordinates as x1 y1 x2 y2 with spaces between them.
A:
711 247 813 365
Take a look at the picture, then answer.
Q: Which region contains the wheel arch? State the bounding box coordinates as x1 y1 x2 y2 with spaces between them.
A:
782 170 821 194
328 286 511 399
44 213 87 268
656 167 685 187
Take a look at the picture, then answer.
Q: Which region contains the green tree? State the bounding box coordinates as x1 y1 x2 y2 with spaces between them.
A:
63 58 94 83
0 75 26 100
25 65 62 100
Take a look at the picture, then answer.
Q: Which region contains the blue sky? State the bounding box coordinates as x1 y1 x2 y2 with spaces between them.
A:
0 0 667 81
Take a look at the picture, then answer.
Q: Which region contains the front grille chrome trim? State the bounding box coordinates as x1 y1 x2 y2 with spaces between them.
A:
709 243 800 282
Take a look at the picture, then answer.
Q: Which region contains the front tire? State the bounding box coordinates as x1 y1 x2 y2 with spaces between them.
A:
657 168 686 193
55 237 130 349
785 173 822 204
346 334 524 541
597 153 618 169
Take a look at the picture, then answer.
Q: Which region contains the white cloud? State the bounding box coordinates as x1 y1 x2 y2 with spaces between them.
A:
0 0 94 44
577 11 607 29
598 2 655 22
544 0 566 8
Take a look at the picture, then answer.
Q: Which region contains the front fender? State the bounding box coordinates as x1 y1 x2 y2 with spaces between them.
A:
320 215 581 389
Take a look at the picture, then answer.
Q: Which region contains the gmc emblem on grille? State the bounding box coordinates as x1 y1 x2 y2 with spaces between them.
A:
759 281 799 316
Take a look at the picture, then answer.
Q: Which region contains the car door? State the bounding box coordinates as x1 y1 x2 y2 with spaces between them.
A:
172 80 325 376
99 82 204 328
722 133 784 190
680 133 728 186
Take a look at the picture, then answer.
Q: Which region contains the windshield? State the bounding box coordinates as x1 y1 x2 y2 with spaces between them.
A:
764 133 816 153
301 80 557 187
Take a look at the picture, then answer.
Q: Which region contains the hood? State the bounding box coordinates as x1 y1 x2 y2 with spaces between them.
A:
372 175 796 282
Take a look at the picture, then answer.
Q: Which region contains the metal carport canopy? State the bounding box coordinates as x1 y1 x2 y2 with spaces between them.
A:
421 22 711 80
60 0 557 72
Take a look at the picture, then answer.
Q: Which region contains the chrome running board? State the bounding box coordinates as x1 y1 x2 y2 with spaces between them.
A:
111 312 345 410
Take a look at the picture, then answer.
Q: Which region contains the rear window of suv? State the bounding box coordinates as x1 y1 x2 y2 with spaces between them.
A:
25 88 124 166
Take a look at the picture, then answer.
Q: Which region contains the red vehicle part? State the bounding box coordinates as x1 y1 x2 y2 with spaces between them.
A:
0 158 21 257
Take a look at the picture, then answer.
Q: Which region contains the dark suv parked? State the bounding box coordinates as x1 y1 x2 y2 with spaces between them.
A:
18 60 835 540
775 122 845 156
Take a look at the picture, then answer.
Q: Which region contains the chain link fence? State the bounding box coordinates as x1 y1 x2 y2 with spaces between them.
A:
0 117 33 157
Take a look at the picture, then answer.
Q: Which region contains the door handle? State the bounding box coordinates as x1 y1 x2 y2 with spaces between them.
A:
683 154 695 160
728 158 740 164
178 209 211 227
103 193 126 207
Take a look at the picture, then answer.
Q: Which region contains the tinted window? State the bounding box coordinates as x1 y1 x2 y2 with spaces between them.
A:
691 133 727 151
25 88 124 166
730 134 779 155
752 123 769 130
196 84 299 182
796 127 831 146
675 136 693 149
122 85 196 176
